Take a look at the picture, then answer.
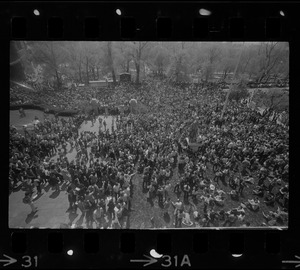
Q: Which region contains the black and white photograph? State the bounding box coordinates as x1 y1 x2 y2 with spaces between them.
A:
9 41 289 229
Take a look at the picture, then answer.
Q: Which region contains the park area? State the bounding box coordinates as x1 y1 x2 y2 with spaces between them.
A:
9 41 289 229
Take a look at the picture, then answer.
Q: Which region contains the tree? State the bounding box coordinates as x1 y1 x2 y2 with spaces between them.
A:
202 43 222 82
81 42 93 85
69 42 102 85
148 43 170 77
10 41 26 81
218 45 238 81
187 42 208 81
270 44 289 83
168 52 189 82
155 52 169 75
11 41 289 92
256 42 288 83
107 42 116 83
129 42 149 84
167 42 191 82
27 41 69 90
207 45 222 65
239 46 253 75
115 42 132 73
65 42 82 83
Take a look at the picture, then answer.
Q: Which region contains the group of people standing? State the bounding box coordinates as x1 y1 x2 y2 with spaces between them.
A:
10 79 289 228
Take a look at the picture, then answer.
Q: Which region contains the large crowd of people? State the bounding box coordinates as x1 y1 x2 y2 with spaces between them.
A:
9 79 289 228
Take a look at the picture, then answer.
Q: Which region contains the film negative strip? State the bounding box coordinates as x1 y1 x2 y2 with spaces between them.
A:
1 1 299 269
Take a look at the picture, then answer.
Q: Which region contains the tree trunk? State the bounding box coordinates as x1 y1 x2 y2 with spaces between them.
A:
79 65 82 83
273 72 279 83
258 71 266 83
78 55 82 83
107 42 116 84
264 74 271 84
55 69 61 90
158 64 163 78
92 66 96 80
242 56 251 74
135 62 140 84
112 69 116 84
86 56 89 85
223 70 228 80
126 59 130 73
205 68 209 82
96 66 99 80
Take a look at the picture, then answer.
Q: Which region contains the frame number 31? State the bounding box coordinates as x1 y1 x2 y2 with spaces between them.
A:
21 256 38 268
161 255 191 267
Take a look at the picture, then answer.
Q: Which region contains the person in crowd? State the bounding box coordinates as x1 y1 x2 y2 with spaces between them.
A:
10 79 288 229
19 107 26 118
163 197 171 221
23 191 37 213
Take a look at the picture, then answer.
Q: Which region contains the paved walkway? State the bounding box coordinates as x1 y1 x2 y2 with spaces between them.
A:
9 115 116 228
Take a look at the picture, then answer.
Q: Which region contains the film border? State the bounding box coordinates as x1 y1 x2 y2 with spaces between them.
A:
1 1 299 269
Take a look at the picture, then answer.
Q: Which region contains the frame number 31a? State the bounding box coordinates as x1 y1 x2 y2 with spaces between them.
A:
21 256 38 268
161 255 191 267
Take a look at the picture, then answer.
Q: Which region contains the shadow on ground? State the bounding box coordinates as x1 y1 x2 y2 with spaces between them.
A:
49 189 60 199
25 211 38 224
68 211 79 225
76 213 85 227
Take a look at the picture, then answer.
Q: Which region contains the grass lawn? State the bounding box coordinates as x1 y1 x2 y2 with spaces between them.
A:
10 110 48 129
